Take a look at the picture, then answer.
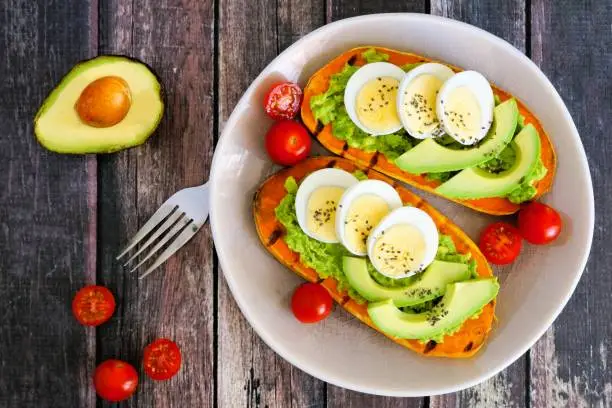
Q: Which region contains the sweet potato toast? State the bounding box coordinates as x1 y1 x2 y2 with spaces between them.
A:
253 156 496 358
301 46 556 215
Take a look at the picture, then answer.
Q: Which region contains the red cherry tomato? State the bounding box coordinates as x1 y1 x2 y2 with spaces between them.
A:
291 283 333 323
143 338 182 381
518 201 562 244
265 120 311 166
72 285 116 326
263 82 303 120
479 222 523 265
94 360 138 402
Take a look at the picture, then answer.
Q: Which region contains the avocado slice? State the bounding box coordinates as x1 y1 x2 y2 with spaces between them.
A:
34 56 164 153
368 278 499 341
436 124 541 199
343 257 470 307
394 99 519 173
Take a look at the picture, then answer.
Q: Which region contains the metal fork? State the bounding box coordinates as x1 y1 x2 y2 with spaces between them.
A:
116 182 210 279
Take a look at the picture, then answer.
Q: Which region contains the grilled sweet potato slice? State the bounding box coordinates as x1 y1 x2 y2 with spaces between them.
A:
253 156 495 358
301 46 556 215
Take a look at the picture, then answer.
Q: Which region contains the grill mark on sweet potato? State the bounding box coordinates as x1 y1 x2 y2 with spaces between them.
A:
368 152 379 168
325 160 337 168
342 142 349 152
267 228 284 246
314 121 324 136
347 55 357 65
423 340 437 353
464 342 474 352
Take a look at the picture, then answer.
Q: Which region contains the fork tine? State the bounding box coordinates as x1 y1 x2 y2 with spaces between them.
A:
123 210 185 266
116 204 177 260
138 222 204 279
129 216 192 273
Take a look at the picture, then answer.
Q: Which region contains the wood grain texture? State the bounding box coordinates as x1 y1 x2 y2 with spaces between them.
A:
529 1 612 407
329 0 426 19
0 0 96 407
428 1 528 407
217 0 327 407
98 0 215 406
325 1 422 406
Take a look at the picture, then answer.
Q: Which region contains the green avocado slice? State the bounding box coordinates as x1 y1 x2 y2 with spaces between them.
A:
436 124 541 199
394 99 519 173
343 257 470 307
34 55 164 154
367 278 499 341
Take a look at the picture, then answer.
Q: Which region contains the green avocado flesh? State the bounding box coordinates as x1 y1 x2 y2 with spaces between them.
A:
436 124 542 199
274 176 476 304
34 55 164 154
343 257 470 307
394 99 519 173
368 278 499 341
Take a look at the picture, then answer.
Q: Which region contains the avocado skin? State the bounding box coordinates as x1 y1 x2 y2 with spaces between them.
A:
34 55 165 154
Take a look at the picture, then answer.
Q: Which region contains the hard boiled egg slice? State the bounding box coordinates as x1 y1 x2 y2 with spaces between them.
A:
367 207 439 279
397 63 455 139
436 71 494 145
343 62 405 136
335 180 402 256
295 168 358 243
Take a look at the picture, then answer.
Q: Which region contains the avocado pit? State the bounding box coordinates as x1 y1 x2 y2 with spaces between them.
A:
75 76 132 127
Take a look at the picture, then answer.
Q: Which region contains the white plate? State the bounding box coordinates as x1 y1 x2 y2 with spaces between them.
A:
209 13 594 397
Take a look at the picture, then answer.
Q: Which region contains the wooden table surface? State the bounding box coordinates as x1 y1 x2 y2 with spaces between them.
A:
1 0 610 407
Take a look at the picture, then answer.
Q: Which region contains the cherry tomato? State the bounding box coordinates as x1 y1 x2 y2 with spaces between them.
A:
479 222 523 265
94 360 138 402
72 285 116 326
291 283 333 323
263 82 303 120
518 201 562 244
143 338 182 381
265 120 311 166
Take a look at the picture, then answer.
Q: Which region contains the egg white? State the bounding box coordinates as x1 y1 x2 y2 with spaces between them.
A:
343 62 406 136
294 168 358 243
436 70 494 145
366 206 439 279
335 180 403 256
397 63 455 139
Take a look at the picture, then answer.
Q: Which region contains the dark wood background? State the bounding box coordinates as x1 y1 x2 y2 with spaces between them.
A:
1 0 610 407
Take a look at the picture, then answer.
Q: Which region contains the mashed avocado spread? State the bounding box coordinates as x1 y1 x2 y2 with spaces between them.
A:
275 176 477 303
309 48 546 203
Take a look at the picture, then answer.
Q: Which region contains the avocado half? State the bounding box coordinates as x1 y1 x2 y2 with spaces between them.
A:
34 55 164 154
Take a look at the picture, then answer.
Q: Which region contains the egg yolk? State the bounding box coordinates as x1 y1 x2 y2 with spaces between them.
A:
372 224 426 277
401 74 442 135
306 186 344 241
344 194 390 253
443 86 482 143
356 77 400 133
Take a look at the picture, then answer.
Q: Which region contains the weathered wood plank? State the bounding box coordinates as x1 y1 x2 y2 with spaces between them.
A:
428 1 528 407
529 1 612 407
329 0 426 19
0 0 96 407
217 0 327 407
98 0 215 406
326 0 425 405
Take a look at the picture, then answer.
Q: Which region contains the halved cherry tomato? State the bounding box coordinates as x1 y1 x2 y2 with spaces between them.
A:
265 120 311 166
479 222 522 265
72 285 116 326
263 82 303 120
143 338 182 381
518 202 562 245
291 283 333 323
94 359 138 402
